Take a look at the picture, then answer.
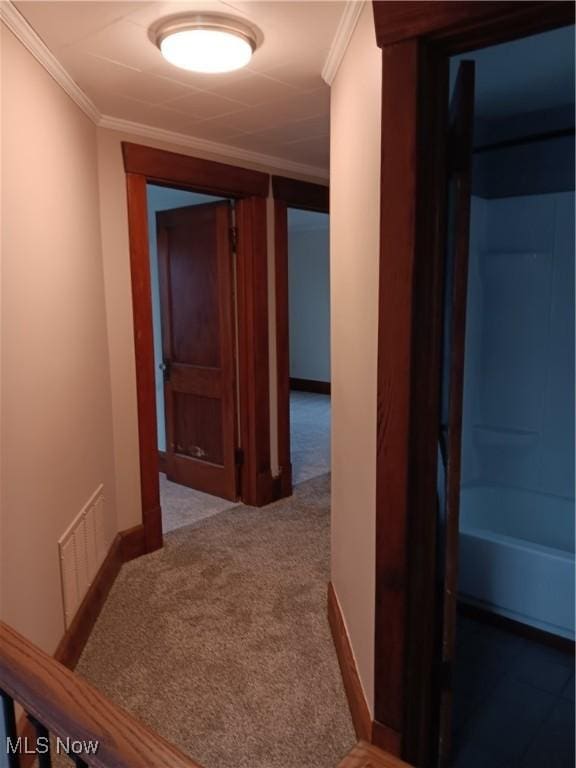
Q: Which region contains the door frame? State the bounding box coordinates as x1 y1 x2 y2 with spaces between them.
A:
370 1 575 764
272 175 329 498
122 142 276 553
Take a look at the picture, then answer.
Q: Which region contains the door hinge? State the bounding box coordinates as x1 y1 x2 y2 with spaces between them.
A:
230 226 238 252
235 447 244 466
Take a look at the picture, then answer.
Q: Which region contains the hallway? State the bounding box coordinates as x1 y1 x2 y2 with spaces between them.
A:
161 391 331 531
76 474 354 768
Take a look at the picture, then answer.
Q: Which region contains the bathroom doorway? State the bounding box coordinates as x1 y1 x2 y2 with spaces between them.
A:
440 25 575 768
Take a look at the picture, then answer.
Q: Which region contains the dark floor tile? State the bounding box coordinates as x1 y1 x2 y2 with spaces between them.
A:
453 655 503 708
450 738 511 768
520 699 575 768
452 692 482 737
457 623 527 671
510 650 573 695
519 642 575 671
560 675 574 702
459 677 557 764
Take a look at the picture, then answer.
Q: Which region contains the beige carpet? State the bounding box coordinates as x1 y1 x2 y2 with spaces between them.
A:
76 474 356 768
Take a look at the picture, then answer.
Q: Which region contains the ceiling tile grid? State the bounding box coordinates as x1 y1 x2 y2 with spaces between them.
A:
14 0 344 170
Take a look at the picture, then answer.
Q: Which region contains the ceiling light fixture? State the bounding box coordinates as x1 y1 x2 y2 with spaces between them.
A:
156 15 257 74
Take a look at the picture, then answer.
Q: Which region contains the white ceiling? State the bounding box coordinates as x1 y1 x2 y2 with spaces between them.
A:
14 0 346 171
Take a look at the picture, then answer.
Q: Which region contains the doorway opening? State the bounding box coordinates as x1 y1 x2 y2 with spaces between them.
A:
442 25 575 768
146 183 240 533
286 208 331 486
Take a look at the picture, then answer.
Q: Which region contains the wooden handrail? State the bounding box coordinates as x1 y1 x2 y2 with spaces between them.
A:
0 621 204 768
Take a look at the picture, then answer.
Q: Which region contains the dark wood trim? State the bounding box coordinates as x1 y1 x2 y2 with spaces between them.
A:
158 449 167 473
118 524 148 563
458 601 576 655
474 127 575 154
54 524 147 669
122 143 274 516
274 198 293 499
272 177 329 502
290 377 331 395
272 175 329 212
17 524 148 765
372 2 574 53
371 2 575 765
371 721 403 757
402 42 450 768
328 583 373 743
235 195 275 506
374 39 421 740
54 535 123 670
125 172 163 554
122 142 268 198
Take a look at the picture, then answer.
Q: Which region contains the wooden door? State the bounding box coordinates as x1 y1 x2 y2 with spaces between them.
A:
436 60 475 765
157 201 239 501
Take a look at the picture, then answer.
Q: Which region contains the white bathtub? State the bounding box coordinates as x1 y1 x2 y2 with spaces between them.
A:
458 485 575 639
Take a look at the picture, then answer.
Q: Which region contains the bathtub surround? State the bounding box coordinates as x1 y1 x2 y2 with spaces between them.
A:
460 191 575 638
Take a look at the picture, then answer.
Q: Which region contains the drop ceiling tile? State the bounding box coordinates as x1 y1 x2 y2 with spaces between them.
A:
125 1 241 30
242 113 329 144
254 62 325 92
94 92 201 133
206 72 301 106
143 60 254 90
162 89 247 120
199 105 284 134
64 19 163 72
62 54 199 106
14 1 137 49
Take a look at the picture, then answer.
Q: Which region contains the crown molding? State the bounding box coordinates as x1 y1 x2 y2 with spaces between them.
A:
322 1 364 86
0 0 101 123
98 115 329 181
1 0 329 181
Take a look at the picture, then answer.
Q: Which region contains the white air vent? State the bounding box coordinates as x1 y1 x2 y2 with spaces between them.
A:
58 485 108 628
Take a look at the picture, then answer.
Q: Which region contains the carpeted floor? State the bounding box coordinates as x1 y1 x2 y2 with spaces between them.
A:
160 473 238 532
76 474 355 768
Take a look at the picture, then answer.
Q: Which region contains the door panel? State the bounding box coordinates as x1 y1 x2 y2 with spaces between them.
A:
436 60 475 765
157 200 239 501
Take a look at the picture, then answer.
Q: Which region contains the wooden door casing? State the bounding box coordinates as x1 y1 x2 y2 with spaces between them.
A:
157 201 238 501
436 60 476 766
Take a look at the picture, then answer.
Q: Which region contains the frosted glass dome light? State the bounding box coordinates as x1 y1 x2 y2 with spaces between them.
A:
157 16 257 74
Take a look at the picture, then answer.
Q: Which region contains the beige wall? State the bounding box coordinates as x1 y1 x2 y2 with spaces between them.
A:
329 2 381 713
0 27 117 653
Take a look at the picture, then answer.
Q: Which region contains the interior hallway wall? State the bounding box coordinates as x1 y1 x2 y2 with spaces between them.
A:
288 211 330 383
1 26 117 654
329 2 381 712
